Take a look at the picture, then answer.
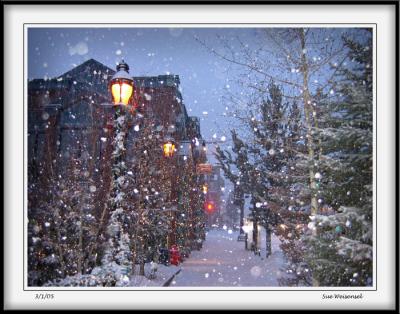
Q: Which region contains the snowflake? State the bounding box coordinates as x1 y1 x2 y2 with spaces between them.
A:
268 148 275 156
250 266 262 277
42 112 50 120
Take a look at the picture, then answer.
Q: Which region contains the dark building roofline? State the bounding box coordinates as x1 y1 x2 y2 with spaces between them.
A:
32 58 182 89
58 58 115 79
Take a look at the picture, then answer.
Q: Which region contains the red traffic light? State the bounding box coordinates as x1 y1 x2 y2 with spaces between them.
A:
205 201 215 213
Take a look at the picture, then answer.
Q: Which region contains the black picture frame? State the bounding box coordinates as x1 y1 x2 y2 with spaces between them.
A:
3 0 398 311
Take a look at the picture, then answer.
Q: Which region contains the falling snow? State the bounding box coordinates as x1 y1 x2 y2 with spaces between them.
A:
26 27 373 289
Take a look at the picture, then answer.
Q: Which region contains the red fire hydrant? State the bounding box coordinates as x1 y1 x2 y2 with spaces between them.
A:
169 245 181 266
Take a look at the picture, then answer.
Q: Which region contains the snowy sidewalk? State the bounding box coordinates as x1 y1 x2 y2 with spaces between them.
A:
129 264 181 287
171 229 286 287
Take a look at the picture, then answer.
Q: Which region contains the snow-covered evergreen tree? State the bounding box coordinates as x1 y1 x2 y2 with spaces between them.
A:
248 82 294 257
303 29 373 286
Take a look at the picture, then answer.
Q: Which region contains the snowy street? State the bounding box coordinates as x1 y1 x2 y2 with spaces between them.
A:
171 229 286 287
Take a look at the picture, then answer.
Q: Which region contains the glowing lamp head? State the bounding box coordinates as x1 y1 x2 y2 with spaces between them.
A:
202 184 208 194
109 60 134 106
163 140 176 157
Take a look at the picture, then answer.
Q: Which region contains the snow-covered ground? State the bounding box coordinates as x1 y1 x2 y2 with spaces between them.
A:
129 264 181 287
44 262 181 287
171 229 286 287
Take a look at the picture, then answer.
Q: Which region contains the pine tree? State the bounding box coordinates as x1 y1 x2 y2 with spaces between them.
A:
249 81 292 257
274 100 312 286
303 29 373 286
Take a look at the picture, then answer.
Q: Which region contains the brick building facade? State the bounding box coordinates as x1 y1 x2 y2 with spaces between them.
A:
27 59 207 254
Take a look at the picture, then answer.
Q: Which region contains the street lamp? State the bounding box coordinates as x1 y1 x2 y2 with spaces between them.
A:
108 60 134 185
105 60 135 274
163 137 176 158
109 60 134 107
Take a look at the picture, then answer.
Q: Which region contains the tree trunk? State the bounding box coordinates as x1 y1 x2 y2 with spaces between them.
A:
77 220 83 274
239 200 244 234
139 261 145 276
299 29 319 217
312 277 320 286
252 220 258 253
265 226 272 258
138 219 145 277
55 227 66 277
131 234 137 276
139 253 145 276
299 28 320 287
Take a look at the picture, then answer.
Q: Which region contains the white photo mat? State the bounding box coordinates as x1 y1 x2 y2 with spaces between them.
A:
4 3 397 310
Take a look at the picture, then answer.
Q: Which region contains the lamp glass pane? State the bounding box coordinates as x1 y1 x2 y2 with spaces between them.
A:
120 83 133 105
111 83 121 104
163 142 175 157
